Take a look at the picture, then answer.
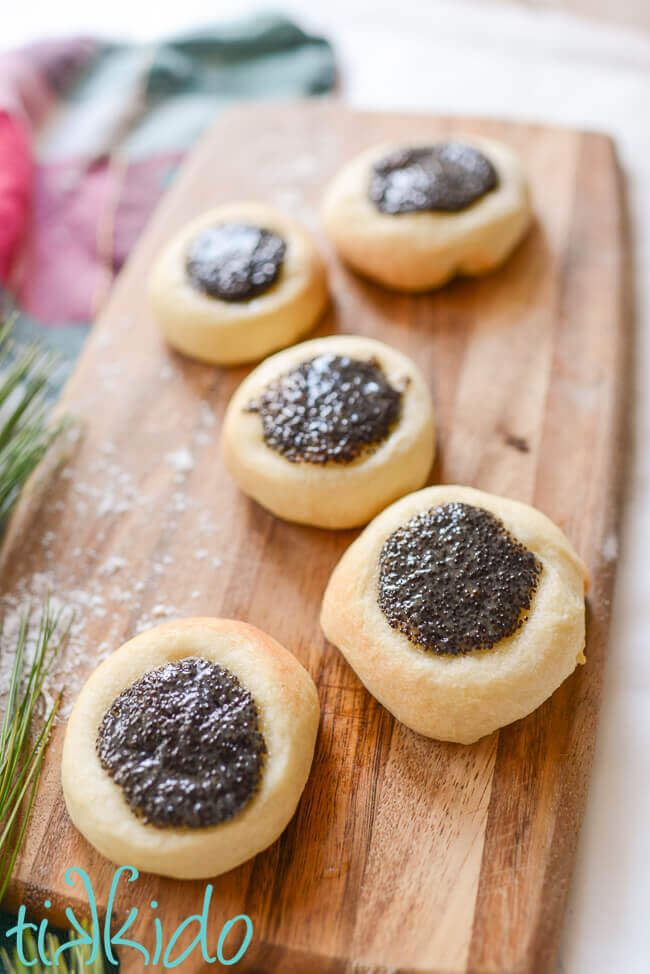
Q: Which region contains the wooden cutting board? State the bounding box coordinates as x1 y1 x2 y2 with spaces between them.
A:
2 103 628 973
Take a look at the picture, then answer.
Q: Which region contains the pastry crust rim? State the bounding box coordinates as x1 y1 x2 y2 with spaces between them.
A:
148 202 329 365
62 618 320 879
321 485 588 744
221 334 436 529
321 136 533 292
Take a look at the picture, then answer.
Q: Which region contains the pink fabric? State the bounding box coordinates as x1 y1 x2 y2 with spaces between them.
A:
10 157 118 321
0 112 32 283
10 152 180 323
0 38 96 291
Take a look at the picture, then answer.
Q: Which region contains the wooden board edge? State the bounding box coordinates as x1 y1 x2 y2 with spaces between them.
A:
467 132 631 974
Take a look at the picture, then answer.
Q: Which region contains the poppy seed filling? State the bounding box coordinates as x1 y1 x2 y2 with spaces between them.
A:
369 142 498 214
96 657 266 829
186 222 286 302
378 502 542 655
246 354 404 464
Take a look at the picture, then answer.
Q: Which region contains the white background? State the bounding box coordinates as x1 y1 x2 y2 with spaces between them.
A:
4 2 650 971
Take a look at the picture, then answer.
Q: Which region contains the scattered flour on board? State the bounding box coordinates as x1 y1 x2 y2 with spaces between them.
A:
0 401 226 718
100 556 127 576
164 447 195 481
602 532 619 561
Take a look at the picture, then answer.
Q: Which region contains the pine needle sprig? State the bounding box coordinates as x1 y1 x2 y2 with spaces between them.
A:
0 600 71 904
0 320 69 526
0 317 74 908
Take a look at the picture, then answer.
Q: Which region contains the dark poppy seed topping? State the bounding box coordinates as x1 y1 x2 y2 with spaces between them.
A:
378 502 542 655
247 354 404 464
186 223 286 302
369 143 498 214
96 657 266 829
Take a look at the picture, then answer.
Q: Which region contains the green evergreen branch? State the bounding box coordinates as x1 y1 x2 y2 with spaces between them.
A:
0 600 71 904
0 321 80 970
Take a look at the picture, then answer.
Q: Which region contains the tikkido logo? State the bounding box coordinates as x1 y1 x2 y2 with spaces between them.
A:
7 866 253 968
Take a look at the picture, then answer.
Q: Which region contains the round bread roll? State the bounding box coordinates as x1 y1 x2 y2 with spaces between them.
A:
62 618 319 879
221 334 435 529
148 202 328 365
321 485 588 744
321 137 532 292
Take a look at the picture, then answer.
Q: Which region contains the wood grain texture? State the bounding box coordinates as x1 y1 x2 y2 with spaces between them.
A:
1 103 628 973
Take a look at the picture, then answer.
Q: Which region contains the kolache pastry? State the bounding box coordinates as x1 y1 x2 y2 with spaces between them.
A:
221 334 435 529
61 618 319 879
321 138 532 292
321 485 588 744
148 202 328 365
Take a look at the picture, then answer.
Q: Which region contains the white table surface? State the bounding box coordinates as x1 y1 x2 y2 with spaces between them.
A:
5 2 650 971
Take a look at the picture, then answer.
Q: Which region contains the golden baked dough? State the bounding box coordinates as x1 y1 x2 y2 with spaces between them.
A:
62 618 319 879
148 202 328 365
321 485 588 744
321 137 532 292
221 335 435 529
